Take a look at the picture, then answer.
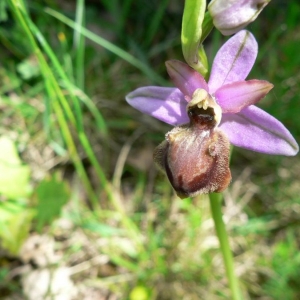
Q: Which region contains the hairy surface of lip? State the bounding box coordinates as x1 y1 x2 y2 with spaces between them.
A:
154 91 231 199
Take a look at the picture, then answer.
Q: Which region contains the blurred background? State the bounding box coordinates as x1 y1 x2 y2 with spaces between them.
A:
0 0 300 299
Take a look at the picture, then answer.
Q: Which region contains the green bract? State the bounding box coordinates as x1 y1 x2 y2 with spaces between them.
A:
181 0 207 76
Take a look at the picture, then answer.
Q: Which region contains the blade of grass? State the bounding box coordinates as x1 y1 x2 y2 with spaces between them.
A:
8 0 145 253
59 81 107 133
29 15 145 253
118 0 133 39
26 17 107 136
143 0 169 48
58 32 75 85
74 0 85 90
44 7 168 85
7 0 100 208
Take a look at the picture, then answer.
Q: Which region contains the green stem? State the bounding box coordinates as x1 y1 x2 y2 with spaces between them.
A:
74 0 85 90
209 193 242 300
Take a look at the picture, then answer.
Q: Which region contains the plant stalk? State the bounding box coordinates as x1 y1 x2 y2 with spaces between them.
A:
209 192 242 300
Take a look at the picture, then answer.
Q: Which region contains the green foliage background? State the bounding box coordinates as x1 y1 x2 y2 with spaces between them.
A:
0 0 299 299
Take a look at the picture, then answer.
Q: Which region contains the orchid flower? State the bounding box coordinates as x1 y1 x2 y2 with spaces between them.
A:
126 30 298 156
208 0 271 35
126 30 298 197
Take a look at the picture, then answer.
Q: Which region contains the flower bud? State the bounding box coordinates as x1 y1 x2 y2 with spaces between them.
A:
208 0 270 36
153 90 231 198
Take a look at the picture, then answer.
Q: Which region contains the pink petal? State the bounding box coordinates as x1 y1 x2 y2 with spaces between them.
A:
215 80 273 113
220 106 299 156
165 60 209 99
126 86 189 126
208 0 270 36
208 30 258 94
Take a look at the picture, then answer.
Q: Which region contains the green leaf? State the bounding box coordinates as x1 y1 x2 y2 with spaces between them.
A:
0 1 8 22
17 55 40 80
0 137 30 198
0 201 35 255
35 176 70 231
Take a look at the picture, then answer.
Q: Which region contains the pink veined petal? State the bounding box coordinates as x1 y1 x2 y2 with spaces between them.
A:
208 30 258 93
208 0 270 36
220 105 299 156
165 60 209 99
215 79 273 113
125 86 189 126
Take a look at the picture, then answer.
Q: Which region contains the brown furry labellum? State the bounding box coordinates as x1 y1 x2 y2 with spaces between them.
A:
153 89 231 199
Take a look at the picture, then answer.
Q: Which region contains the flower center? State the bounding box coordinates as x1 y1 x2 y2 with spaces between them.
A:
187 88 222 128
